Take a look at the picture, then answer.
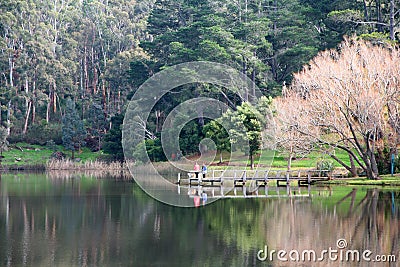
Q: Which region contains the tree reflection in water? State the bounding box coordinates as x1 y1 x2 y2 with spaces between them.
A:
0 173 399 267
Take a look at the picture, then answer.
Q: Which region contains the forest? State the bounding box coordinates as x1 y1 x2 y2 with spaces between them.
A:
1 0 400 178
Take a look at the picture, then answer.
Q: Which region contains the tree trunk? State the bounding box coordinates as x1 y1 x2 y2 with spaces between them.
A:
362 0 369 20
273 0 277 32
390 0 395 40
102 80 107 115
46 99 50 123
32 104 36 125
363 150 380 180
348 152 358 177
92 26 97 95
251 67 256 101
244 0 248 23
376 0 383 32
362 134 380 179
330 152 359 177
242 58 248 101
118 90 121 114
6 101 11 135
369 151 380 178
250 152 254 169
23 100 32 135
32 76 36 125
84 41 89 96
197 106 204 126
93 64 97 94
237 0 242 22
52 81 57 113
287 151 293 171
220 150 223 163
8 55 13 88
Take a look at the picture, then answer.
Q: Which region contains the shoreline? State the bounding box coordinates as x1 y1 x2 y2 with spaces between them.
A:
315 175 400 186
3 159 400 186
1 159 128 171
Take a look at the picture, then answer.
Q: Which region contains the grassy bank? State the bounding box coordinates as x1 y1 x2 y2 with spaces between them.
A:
1 142 119 170
316 174 400 186
2 144 398 185
207 149 355 169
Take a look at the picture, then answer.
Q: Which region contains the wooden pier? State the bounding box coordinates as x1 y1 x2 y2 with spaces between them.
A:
177 169 331 187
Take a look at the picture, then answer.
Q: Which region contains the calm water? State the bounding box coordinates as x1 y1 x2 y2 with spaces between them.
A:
0 172 399 267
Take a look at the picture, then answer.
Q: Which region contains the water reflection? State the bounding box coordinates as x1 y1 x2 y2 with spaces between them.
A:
0 173 399 267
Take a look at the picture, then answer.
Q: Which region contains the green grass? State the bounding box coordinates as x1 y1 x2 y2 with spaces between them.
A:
207 149 355 170
2 142 102 167
317 174 400 186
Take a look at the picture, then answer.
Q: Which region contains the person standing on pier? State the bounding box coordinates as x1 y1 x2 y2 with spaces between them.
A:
194 162 200 178
201 164 207 179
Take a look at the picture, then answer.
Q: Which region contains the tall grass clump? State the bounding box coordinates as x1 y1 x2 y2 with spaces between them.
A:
46 159 127 170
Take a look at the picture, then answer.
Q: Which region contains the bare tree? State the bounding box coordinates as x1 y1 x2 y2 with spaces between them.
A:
281 38 400 179
274 94 317 170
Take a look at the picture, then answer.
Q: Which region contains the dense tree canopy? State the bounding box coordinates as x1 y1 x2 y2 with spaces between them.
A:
62 98 86 159
1 0 399 165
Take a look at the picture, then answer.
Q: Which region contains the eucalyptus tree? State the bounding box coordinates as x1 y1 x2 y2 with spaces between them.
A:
78 0 153 118
263 0 322 91
0 0 79 136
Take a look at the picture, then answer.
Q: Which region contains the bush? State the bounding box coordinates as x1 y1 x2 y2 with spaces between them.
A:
316 159 335 177
84 135 100 152
9 123 63 145
51 151 66 160
102 114 124 161
46 140 58 151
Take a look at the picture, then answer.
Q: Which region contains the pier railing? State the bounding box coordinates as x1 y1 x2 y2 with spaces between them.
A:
177 169 332 186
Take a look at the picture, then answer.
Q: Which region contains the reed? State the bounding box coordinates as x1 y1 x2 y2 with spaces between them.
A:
46 169 132 179
46 159 128 170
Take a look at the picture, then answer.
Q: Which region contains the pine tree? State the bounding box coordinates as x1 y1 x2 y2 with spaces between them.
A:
62 98 86 159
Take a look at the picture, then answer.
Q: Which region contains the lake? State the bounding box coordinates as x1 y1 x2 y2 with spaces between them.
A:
0 172 399 266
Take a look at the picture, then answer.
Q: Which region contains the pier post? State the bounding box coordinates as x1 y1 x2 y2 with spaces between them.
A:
178 173 181 184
